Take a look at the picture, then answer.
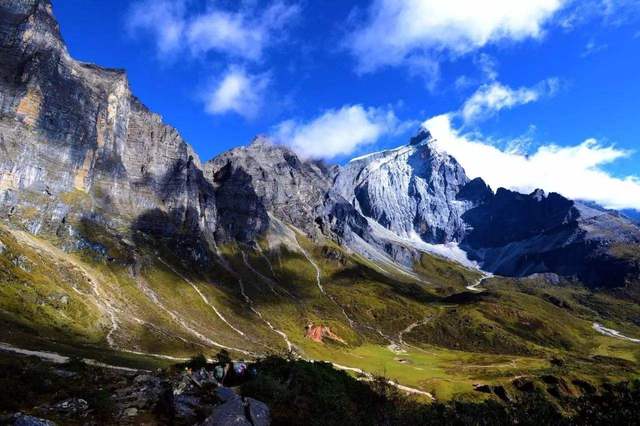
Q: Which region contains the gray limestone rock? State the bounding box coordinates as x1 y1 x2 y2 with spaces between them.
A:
8 413 56 426
204 136 333 241
0 0 217 252
0 1 637 290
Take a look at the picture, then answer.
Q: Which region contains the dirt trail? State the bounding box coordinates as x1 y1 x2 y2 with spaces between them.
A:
255 244 277 279
157 257 246 338
329 362 435 400
466 273 493 292
593 323 640 343
0 342 145 373
292 234 359 330
238 278 294 353
397 316 432 346
212 247 294 353
241 251 287 297
8 229 121 348
135 274 250 355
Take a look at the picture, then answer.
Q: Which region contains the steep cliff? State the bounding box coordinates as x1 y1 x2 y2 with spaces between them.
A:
204 136 334 241
0 0 217 248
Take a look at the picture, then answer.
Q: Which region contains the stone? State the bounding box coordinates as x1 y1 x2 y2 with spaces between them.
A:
114 374 167 411
0 0 218 262
0 239 5 254
123 407 138 417
201 398 251 426
246 397 271 426
8 413 56 426
215 387 240 403
204 136 333 241
52 398 88 414
172 394 202 425
12 255 32 272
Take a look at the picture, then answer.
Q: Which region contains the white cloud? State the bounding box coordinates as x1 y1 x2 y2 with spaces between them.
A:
205 68 269 119
273 105 404 159
461 78 559 123
346 0 567 72
581 39 608 57
560 0 640 29
424 114 640 210
126 0 186 55
127 0 299 61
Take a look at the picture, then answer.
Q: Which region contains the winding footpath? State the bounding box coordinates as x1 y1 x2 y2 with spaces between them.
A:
593 323 640 343
237 277 294 353
135 274 251 355
157 257 247 338
330 362 435 400
466 273 493 292
293 235 358 329
397 317 432 347
0 342 144 373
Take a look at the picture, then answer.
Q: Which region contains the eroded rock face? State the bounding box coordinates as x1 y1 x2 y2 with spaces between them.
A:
335 130 473 244
0 0 217 246
331 131 640 286
204 136 334 241
0 1 638 289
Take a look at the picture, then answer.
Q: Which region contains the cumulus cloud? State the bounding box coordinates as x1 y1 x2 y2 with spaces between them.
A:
461 79 559 123
205 68 270 119
127 0 299 61
273 105 404 159
126 0 186 55
424 114 640 210
346 0 568 72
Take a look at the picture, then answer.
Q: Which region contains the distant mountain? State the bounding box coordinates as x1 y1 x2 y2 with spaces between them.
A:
332 132 640 286
621 209 640 224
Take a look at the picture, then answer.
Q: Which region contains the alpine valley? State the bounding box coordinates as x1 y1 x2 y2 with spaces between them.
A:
1 1 640 425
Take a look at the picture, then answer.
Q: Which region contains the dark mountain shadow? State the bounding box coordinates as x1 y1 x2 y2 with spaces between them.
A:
462 188 579 249
460 187 639 287
131 206 216 270
328 265 441 304
210 161 269 242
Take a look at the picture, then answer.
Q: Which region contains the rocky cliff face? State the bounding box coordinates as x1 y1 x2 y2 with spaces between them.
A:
335 129 475 244
0 0 217 246
331 131 640 286
204 136 335 241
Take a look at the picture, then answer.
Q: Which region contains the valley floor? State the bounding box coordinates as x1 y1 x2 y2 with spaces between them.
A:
0 220 639 409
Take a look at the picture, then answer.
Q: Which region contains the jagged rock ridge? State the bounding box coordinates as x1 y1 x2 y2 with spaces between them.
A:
1 0 639 288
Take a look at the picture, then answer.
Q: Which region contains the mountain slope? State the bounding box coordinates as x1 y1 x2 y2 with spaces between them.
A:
0 0 639 405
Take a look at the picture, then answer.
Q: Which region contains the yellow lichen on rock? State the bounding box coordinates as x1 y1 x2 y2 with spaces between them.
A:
0 172 18 192
74 151 94 191
16 87 43 127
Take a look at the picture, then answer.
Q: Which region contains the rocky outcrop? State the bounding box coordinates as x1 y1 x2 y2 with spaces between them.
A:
0 0 216 248
304 323 347 345
204 136 334 241
331 130 640 286
335 129 473 243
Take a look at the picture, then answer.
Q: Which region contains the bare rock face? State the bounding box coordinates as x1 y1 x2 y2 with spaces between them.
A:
334 129 474 244
0 0 216 246
204 136 334 241
331 129 640 286
0 1 637 289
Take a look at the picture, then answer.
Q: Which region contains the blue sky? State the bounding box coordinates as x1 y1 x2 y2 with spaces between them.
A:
53 0 640 209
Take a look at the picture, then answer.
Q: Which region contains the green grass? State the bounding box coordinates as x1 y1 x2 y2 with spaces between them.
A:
1 220 639 402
